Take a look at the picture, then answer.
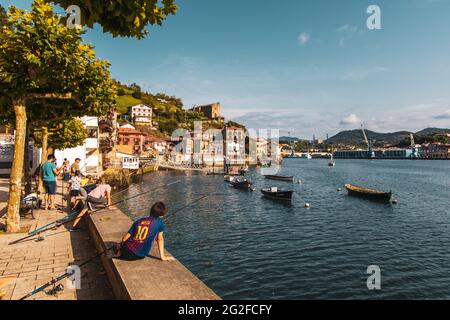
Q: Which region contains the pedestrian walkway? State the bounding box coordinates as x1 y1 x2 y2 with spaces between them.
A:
0 179 113 300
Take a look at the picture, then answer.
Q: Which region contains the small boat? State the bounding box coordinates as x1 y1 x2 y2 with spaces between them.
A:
238 167 249 175
302 153 312 159
261 187 294 201
345 184 392 202
231 179 254 191
264 175 294 182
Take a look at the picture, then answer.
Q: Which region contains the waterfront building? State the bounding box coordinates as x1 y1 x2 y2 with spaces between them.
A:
55 116 102 177
128 104 153 125
334 148 416 159
223 126 246 165
0 125 39 177
117 125 148 155
146 136 168 156
188 102 224 122
98 109 119 169
421 143 450 159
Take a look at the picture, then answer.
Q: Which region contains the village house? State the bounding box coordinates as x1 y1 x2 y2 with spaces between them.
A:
223 126 246 165
117 124 149 155
128 104 153 125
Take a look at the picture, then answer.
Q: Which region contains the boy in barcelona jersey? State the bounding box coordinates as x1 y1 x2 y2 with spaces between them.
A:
116 201 175 262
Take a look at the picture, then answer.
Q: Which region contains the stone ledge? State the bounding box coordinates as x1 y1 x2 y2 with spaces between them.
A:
86 206 220 300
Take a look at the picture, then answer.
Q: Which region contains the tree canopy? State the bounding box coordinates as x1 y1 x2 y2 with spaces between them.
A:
51 0 178 38
33 118 88 150
0 0 117 232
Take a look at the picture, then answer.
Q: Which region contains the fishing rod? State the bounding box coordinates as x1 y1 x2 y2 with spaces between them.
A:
19 246 114 300
25 179 181 237
9 180 182 245
19 195 211 299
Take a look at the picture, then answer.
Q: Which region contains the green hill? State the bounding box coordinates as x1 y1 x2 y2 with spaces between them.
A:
114 81 245 135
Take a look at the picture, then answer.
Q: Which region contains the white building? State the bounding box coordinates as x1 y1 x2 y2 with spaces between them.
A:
54 116 102 177
128 104 152 124
0 126 39 177
224 126 246 165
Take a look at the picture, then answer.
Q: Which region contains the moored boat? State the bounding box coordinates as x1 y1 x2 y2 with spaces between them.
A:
345 184 392 202
231 179 254 190
264 175 294 182
261 187 294 201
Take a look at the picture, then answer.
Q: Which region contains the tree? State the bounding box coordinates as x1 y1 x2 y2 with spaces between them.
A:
51 0 177 38
0 0 116 232
33 118 88 150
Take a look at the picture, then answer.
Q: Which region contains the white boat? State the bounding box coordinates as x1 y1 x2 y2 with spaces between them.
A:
302 153 312 159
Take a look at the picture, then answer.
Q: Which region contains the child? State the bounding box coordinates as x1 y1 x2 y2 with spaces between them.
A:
68 170 82 208
116 202 174 262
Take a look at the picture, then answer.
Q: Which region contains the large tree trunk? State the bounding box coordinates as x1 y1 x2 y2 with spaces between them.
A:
23 123 31 195
38 127 49 193
6 102 27 233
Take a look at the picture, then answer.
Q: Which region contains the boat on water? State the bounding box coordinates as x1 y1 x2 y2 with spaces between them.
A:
224 174 242 182
302 153 312 159
345 184 392 202
264 175 294 182
261 187 294 201
328 146 336 166
231 179 254 191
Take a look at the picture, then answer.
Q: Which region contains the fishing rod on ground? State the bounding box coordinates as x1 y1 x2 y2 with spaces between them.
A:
8 180 182 245
19 246 115 300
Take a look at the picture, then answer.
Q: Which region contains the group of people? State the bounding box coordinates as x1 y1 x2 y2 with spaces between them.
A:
37 154 174 262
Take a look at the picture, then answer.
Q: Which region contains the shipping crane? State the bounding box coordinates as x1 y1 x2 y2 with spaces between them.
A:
410 133 420 158
361 124 375 158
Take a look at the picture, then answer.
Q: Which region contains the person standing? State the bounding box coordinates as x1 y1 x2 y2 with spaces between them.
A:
41 154 63 210
62 159 71 182
70 158 81 175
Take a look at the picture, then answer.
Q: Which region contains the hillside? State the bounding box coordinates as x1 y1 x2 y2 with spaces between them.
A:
326 127 450 147
114 82 246 135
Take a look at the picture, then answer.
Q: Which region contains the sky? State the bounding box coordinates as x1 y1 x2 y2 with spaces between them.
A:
2 0 450 138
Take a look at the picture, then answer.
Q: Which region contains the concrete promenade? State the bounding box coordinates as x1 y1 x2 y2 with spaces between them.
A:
0 179 113 300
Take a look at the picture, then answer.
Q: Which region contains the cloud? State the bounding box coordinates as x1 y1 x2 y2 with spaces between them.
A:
297 32 310 46
336 24 364 47
434 110 450 119
340 114 361 125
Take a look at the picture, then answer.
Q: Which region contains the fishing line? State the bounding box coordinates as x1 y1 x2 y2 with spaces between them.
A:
19 246 114 300
9 180 182 245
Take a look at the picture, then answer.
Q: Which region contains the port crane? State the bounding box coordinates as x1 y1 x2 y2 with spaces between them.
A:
361 125 375 158
410 133 420 158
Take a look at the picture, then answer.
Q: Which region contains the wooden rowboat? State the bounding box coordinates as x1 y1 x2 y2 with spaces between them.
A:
345 184 392 202
261 188 294 201
264 175 294 182
231 179 254 190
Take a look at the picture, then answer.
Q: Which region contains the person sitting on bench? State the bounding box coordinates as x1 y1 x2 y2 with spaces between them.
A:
115 202 175 262
71 180 112 230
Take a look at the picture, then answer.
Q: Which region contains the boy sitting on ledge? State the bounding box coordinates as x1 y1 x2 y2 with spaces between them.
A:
116 202 175 262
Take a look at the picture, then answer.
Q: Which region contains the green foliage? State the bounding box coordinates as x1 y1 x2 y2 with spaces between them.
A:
50 0 178 39
117 88 126 96
0 0 117 118
33 118 88 149
132 90 142 99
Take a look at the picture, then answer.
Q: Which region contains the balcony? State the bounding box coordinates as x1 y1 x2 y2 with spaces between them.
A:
85 138 98 149
99 138 114 149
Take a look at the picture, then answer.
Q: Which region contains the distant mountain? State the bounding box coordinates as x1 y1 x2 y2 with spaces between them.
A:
279 136 300 143
415 127 450 136
326 127 450 146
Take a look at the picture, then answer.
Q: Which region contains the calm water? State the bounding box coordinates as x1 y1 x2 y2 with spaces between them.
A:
117 159 450 299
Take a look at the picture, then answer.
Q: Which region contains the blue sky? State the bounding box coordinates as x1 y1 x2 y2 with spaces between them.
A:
2 0 450 138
